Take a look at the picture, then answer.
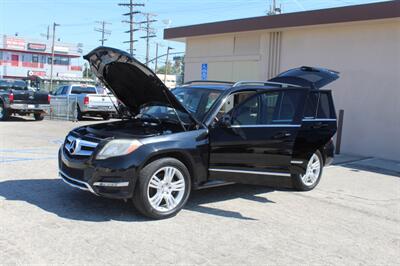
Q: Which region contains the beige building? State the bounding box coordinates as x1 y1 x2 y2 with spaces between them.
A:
164 1 400 160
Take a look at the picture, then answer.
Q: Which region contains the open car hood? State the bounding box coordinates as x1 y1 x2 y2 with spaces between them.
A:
84 46 196 121
269 66 339 89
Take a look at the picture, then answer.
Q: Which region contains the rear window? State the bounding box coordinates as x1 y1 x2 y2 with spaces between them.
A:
0 79 27 90
70 86 97 94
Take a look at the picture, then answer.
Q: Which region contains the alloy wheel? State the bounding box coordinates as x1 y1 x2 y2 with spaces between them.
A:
300 153 321 186
147 166 186 212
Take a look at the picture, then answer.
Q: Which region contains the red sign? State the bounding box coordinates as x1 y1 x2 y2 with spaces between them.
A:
28 70 46 77
27 43 46 51
4 37 25 50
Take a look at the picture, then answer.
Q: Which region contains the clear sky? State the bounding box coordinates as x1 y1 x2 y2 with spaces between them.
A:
0 0 385 68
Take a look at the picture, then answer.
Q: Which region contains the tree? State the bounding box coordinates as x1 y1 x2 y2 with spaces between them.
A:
82 63 95 79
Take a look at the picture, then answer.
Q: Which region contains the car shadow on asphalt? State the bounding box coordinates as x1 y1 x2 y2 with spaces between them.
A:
3 116 36 122
0 178 280 222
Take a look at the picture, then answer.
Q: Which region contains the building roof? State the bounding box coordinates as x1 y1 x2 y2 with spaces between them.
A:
164 1 400 40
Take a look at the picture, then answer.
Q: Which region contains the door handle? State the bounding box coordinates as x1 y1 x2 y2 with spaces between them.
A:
273 132 292 139
311 123 328 129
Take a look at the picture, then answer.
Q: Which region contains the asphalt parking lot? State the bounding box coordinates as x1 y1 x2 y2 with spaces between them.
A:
0 117 399 265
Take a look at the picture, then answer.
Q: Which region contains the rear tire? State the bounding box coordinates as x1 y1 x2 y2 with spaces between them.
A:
34 113 44 121
76 105 83 121
0 101 10 121
133 157 191 219
292 150 323 191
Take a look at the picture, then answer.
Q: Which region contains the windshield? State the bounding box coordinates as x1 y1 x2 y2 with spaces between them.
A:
0 79 27 90
139 87 222 124
70 86 97 94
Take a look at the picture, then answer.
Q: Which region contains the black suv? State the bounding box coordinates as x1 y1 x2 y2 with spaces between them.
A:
59 47 339 219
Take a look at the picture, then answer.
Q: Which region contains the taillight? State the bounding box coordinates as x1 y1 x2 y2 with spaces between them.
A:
83 96 89 105
47 94 51 103
9 93 14 103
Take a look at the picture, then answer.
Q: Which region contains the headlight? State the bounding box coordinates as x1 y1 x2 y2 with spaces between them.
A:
96 139 142 160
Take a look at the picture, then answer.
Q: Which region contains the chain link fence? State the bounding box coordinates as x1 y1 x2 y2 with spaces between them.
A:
46 96 78 121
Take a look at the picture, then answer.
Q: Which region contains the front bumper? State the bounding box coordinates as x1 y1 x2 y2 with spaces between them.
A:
10 103 50 112
58 147 137 199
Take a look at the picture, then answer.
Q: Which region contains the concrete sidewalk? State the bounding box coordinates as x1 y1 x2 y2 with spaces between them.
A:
332 154 400 176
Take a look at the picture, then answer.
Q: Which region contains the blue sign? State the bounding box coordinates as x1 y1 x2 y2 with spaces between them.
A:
201 63 208 80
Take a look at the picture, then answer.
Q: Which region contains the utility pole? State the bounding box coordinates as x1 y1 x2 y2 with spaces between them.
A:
137 13 157 66
267 0 282 15
119 0 144 56
164 46 173 84
94 21 111 46
49 22 60 92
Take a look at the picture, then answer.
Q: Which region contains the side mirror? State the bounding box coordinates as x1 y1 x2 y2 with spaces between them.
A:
220 114 232 127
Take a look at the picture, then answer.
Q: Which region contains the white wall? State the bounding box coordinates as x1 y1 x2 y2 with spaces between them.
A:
280 19 400 160
182 18 400 160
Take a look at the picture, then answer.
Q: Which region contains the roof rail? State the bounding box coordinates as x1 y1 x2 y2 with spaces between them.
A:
232 80 301 88
183 80 234 86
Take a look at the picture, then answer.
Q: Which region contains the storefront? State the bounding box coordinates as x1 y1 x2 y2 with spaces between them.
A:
0 35 84 88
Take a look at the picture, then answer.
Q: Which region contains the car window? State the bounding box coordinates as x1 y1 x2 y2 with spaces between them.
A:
303 92 319 118
303 92 335 119
172 87 222 120
54 86 64 95
70 86 97 94
61 86 69 95
217 91 256 120
270 91 304 124
231 95 260 125
317 92 335 119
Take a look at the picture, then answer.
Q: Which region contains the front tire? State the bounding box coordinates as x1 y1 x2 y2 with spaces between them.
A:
292 150 323 191
133 158 191 219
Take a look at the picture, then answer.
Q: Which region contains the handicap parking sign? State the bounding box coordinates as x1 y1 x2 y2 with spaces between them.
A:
201 63 208 80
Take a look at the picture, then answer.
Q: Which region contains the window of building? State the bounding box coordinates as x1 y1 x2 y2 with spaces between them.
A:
47 56 69 65
32 55 39 63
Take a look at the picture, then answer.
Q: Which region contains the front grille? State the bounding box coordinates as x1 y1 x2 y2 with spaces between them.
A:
64 135 98 157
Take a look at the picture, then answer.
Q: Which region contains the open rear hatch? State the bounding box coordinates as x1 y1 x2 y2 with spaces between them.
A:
269 66 339 89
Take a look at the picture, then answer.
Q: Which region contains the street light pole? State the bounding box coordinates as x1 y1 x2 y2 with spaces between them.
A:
164 46 173 84
50 22 60 92
154 43 159 73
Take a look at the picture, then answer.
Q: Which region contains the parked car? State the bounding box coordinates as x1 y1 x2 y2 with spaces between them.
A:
0 79 50 121
51 84 117 120
59 47 339 219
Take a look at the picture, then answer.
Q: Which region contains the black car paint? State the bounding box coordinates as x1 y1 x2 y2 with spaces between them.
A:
59 46 338 199
0 79 49 119
59 85 336 199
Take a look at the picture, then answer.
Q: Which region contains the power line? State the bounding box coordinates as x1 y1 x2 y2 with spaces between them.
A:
118 0 145 56
137 13 157 66
94 20 112 46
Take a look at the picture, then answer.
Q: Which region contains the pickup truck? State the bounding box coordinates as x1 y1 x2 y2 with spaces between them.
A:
0 79 50 121
51 84 117 120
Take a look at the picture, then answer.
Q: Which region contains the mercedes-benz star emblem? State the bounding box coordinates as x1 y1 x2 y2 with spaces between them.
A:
68 139 81 155
69 140 77 154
